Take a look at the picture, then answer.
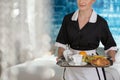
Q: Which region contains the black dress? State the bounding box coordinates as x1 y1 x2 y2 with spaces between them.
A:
56 11 116 51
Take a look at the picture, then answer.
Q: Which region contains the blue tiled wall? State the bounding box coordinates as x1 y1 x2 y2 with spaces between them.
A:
51 0 120 47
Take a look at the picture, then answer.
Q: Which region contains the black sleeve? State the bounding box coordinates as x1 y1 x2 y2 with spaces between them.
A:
101 21 117 50
56 16 69 44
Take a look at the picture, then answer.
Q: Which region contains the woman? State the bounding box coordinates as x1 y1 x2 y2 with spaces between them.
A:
55 0 117 80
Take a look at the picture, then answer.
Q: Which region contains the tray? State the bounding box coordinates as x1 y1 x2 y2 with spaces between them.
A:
56 58 112 68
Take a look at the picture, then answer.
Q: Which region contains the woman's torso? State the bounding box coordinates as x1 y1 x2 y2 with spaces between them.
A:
64 13 106 50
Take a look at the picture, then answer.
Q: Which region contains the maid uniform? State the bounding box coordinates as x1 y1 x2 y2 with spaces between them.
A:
55 9 117 80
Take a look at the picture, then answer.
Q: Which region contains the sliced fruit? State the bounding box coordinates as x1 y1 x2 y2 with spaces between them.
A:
79 51 87 57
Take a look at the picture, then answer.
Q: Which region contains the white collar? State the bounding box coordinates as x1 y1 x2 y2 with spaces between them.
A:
71 9 97 23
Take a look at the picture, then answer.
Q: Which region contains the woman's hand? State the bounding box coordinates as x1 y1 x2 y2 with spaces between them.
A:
110 57 115 62
107 50 116 62
57 47 65 61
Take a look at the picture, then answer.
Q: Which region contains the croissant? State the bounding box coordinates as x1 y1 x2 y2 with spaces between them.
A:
91 57 110 67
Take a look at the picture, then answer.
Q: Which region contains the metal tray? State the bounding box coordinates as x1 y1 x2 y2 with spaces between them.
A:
56 58 112 68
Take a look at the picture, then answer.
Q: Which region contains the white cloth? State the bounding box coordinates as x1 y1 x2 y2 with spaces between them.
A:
64 67 105 80
71 49 96 55
105 67 120 80
64 49 105 80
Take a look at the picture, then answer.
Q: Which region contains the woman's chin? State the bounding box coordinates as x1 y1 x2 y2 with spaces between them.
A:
79 7 87 11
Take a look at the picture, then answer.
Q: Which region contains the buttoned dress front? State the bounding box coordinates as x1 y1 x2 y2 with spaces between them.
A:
55 10 117 80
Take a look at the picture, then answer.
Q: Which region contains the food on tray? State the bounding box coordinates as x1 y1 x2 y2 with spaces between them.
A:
85 55 110 67
79 51 87 57
79 51 87 62
91 57 110 66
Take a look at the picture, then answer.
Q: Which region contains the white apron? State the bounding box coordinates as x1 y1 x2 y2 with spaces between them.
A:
63 49 106 80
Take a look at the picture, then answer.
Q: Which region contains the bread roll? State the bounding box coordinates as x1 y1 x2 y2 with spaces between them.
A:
91 57 110 67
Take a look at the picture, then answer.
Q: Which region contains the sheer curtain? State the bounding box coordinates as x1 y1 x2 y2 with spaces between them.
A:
0 0 53 80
